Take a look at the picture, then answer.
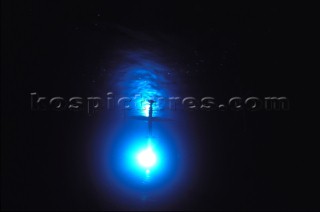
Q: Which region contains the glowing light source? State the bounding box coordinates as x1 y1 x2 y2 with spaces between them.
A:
143 102 150 117
136 146 157 168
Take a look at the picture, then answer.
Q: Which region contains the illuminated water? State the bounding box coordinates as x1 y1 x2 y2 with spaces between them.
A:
111 50 178 117
92 49 190 210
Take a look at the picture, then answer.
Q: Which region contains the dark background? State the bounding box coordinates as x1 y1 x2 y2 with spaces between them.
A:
1 1 318 210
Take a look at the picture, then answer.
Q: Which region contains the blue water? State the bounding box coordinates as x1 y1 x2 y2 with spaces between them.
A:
110 50 179 117
92 49 191 210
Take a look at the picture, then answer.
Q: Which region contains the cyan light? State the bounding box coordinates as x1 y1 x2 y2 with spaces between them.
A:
142 102 150 117
136 146 157 168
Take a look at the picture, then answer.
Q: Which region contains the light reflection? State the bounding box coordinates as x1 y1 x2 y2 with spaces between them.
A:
112 50 176 118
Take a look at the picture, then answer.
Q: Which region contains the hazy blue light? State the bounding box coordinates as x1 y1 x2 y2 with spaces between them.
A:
91 50 188 209
111 50 178 117
136 145 157 168
123 137 164 177
142 103 150 117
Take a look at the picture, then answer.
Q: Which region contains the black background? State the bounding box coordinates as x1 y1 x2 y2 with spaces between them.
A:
1 1 318 210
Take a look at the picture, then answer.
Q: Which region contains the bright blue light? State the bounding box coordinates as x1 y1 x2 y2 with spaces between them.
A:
136 146 157 168
117 136 169 185
143 103 150 117
93 50 187 206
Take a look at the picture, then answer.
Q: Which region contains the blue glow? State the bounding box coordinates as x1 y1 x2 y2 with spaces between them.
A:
101 51 182 187
92 116 189 208
90 50 191 209
111 50 178 117
136 145 157 168
123 137 166 179
142 103 150 117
